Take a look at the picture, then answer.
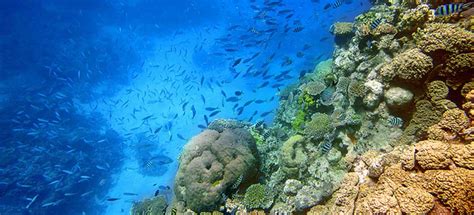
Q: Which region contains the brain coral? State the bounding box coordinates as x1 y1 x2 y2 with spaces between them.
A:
380 48 433 81
174 128 258 211
414 23 474 54
427 80 449 102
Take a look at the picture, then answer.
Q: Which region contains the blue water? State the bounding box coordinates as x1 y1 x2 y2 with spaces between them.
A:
0 0 370 214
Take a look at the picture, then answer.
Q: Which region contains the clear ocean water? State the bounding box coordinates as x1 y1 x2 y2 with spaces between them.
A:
0 0 370 214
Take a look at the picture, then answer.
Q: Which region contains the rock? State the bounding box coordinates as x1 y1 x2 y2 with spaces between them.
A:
384 87 414 107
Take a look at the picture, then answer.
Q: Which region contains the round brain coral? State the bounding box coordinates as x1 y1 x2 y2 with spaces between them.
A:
380 48 433 81
174 128 258 212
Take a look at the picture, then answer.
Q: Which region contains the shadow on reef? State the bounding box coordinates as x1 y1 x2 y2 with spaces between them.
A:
132 0 474 213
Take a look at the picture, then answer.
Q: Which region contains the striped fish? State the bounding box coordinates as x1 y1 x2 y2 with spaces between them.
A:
370 18 383 30
332 0 344 8
434 3 466 16
388 116 403 127
263 131 271 139
321 142 332 154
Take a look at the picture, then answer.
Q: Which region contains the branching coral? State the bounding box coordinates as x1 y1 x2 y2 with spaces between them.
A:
380 48 433 81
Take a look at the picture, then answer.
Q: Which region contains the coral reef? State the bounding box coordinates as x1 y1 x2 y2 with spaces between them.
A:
173 127 258 212
148 2 474 214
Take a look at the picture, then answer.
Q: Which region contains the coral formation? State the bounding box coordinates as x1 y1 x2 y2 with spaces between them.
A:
303 113 334 140
330 22 354 35
174 127 258 212
131 195 168 215
380 48 433 81
243 184 273 210
414 23 474 54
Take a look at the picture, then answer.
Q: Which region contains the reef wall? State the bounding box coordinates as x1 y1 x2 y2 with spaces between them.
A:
133 0 474 214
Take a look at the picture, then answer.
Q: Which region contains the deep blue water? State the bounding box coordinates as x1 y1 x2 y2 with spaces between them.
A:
0 0 370 214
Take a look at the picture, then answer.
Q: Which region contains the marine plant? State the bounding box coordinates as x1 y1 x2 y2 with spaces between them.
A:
292 109 307 131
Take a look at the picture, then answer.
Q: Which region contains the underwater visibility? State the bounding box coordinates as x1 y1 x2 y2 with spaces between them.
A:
1 0 473 214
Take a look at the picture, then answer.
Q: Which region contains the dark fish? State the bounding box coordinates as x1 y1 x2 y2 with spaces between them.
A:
191 105 196 119
142 115 154 121
254 99 265 104
107 198 120 201
296 52 304 58
236 107 244 115
205 107 218 111
234 91 243 96
293 26 304 32
204 115 209 125
198 124 207 129
260 110 273 117
370 18 383 30
319 37 329 42
200 76 204 86
177 134 186 140
123 193 139 196
257 81 269 88
324 3 332 9
209 110 221 117
154 126 162 134
243 100 254 106
331 0 343 8
232 58 242 67
201 95 206 104
226 96 240 102
220 90 227 98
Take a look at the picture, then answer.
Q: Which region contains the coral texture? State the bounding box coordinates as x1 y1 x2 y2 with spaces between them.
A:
380 48 433 81
174 128 258 211
414 23 474 54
